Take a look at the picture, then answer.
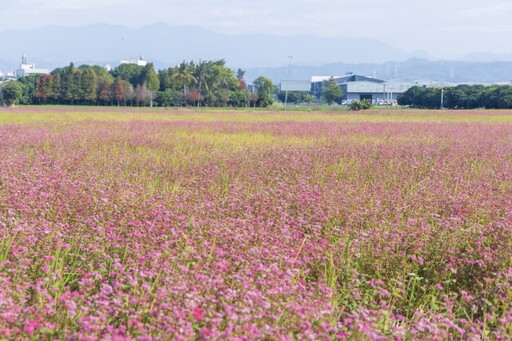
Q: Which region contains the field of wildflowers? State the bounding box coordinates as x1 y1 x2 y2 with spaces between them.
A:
0 107 511 339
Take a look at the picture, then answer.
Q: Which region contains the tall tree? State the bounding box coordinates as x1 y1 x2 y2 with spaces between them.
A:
35 74 54 104
49 70 63 104
194 60 211 106
139 64 160 107
60 63 82 104
135 84 152 106
139 64 160 91
171 62 197 104
236 68 246 81
113 78 131 106
17 75 38 105
253 76 274 107
322 77 344 105
93 65 114 105
97 78 113 105
79 65 98 105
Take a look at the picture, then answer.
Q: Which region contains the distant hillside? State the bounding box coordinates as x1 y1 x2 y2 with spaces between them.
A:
246 58 512 84
0 23 423 69
1 23 511 84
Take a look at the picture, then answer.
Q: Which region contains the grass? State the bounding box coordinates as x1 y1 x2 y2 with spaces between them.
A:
1 105 512 124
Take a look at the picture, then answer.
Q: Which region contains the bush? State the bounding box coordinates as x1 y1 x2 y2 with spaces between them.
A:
349 99 372 111
1 81 25 106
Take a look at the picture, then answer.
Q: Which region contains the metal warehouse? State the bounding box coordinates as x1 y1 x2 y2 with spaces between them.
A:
311 74 415 105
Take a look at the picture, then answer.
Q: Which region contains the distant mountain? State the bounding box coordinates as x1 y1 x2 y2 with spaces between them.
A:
246 58 512 84
0 23 425 70
460 52 512 63
1 23 511 84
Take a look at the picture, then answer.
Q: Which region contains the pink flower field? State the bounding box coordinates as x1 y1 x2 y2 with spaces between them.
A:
0 108 512 339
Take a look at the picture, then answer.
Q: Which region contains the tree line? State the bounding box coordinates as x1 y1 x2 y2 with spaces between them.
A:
0 60 276 108
398 84 512 109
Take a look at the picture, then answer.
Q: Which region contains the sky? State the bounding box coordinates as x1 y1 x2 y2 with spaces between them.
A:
1 0 511 60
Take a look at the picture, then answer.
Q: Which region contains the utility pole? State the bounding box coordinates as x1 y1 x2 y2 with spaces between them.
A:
284 55 292 111
441 88 444 109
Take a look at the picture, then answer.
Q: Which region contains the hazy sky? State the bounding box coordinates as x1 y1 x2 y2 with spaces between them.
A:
1 0 511 59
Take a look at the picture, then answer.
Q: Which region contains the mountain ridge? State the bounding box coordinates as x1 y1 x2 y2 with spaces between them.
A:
0 22 426 69
1 23 511 84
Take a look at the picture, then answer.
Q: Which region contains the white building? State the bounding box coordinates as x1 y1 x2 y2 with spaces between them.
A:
15 55 50 79
120 55 148 67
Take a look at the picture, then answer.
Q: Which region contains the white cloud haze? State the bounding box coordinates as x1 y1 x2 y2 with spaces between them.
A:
0 0 511 59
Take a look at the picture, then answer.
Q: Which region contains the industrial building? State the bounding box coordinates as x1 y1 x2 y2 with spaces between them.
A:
120 55 148 67
280 80 312 92
310 73 415 105
15 55 50 79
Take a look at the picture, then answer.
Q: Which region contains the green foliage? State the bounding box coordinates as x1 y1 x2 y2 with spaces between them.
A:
1 81 24 106
78 65 98 104
34 75 54 104
156 89 181 107
349 99 372 111
322 77 344 105
253 76 275 107
3 59 271 108
17 75 37 105
277 91 314 104
139 64 160 92
230 89 250 107
398 84 512 109
166 61 197 93
97 77 113 105
111 63 144 88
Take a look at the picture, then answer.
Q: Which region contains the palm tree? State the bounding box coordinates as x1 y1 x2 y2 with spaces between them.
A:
171 62 197 105
194 60 210 106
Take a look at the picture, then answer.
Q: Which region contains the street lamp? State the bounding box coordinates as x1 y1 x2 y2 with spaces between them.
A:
284 55 292 111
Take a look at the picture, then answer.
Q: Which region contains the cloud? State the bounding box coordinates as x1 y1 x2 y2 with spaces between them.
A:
18 0 136 10
457 2 512 18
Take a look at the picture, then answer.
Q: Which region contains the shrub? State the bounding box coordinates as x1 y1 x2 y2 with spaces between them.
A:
349 99 372 111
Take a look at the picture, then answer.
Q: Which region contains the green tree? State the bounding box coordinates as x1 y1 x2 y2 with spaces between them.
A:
169 62 197 105
17 75 37 104
230 89 250 107
97 78 113 105
35 74 54 104
253 76 274 107
139 64 160 91
193 60 213 106
49 70 63 104
78 65 98 105
111 64 143 88
398 86 442 109
156 89 180 107
495 86 512 109
322 77 344 105
1 81 24 106
92 66 114 106
174 62 197 90
236 68 245 81
480 85 500 109
209 62 238 107
59 63 82 104
138 64 160 107
444 84 485 109
277 91 314 104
